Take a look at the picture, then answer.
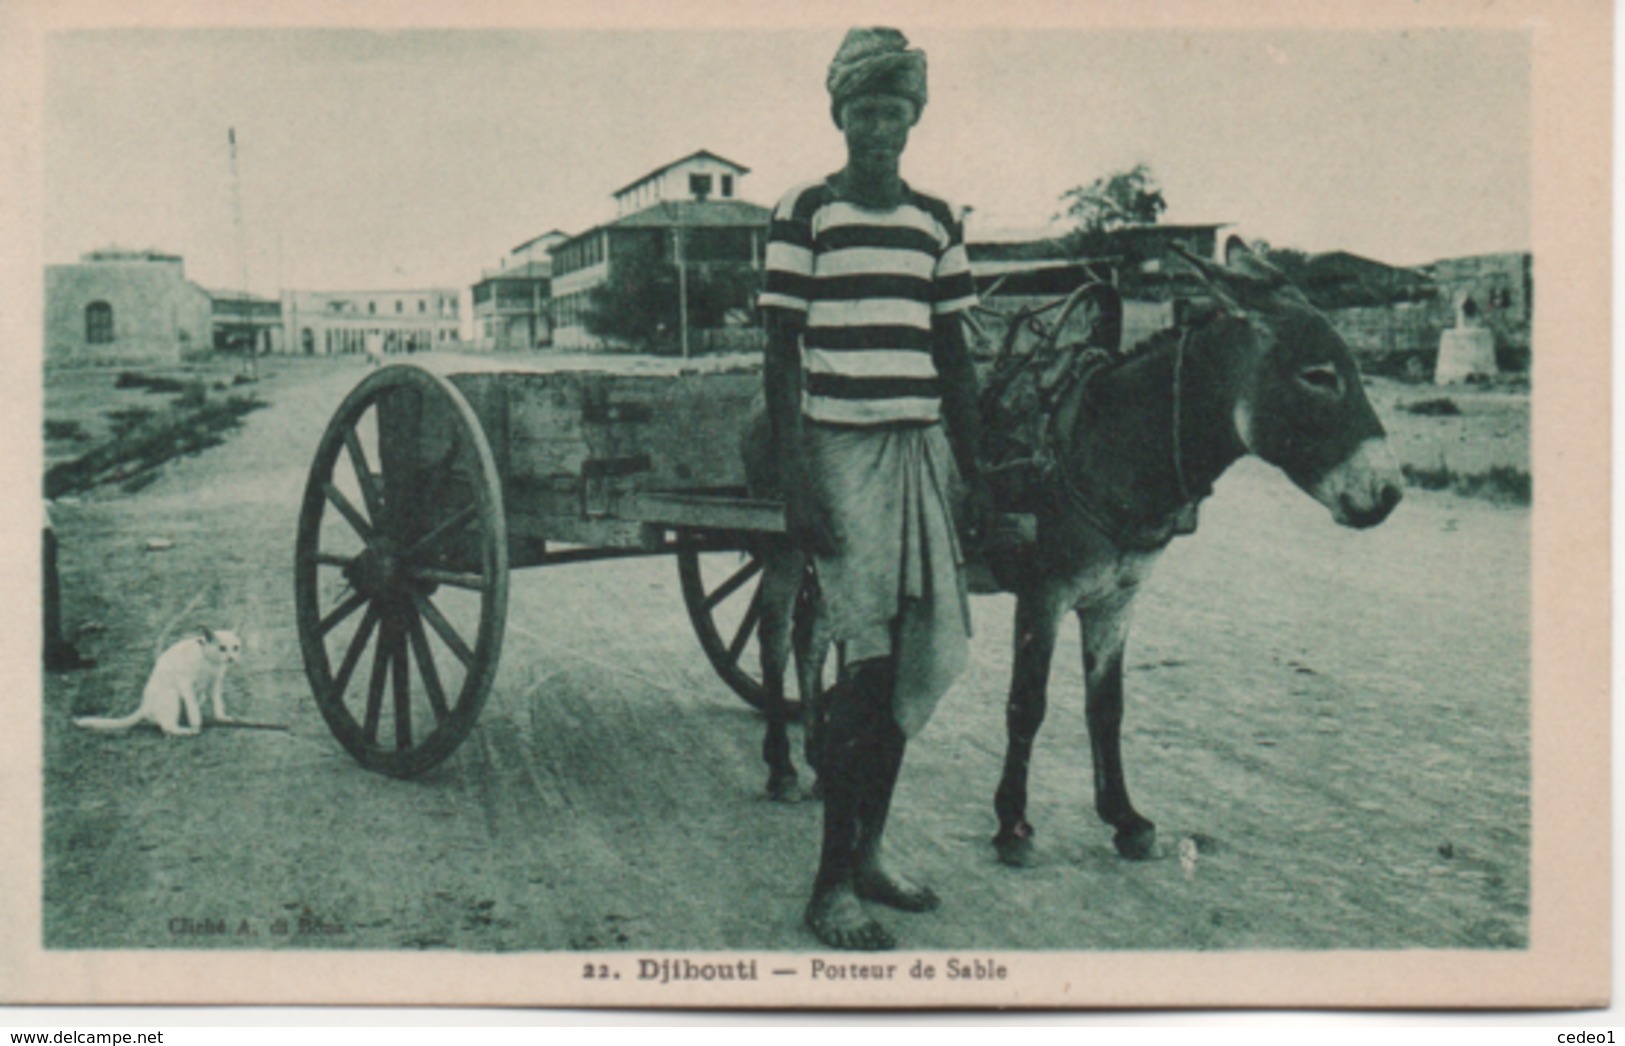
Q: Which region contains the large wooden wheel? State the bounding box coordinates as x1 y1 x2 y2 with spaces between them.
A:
294 365 508 777
677 538 831 716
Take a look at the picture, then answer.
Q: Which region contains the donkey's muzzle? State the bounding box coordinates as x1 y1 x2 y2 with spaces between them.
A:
1312 437 1404 529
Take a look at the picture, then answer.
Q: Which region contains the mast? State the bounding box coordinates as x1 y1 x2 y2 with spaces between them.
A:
228 127 256 375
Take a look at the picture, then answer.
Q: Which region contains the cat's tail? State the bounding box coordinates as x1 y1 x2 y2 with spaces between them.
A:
73 712 145 732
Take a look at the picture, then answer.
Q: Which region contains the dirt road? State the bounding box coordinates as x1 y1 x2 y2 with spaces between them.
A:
43 356 1528 953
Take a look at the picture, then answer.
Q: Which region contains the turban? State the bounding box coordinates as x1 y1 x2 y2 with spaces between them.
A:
826 27 927 127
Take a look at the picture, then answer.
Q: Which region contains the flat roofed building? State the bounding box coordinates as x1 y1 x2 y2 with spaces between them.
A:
45 247 213 365
281 288 462 357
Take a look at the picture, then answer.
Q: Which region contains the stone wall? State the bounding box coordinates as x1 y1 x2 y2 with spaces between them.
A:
45 260 213 366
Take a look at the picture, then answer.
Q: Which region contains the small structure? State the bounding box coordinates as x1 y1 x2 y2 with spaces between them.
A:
1434 291 1499 384
44 247 213 365
209 290 284 356
1422 251 1531 371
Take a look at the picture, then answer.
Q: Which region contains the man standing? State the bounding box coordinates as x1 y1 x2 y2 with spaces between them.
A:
759 27 993 951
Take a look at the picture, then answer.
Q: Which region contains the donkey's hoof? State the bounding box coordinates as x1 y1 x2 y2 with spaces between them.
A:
766 771 803 803
993 824 1037 868
1113 819 1158 861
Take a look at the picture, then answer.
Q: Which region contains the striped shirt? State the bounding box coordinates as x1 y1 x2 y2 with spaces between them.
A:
759 178 978 426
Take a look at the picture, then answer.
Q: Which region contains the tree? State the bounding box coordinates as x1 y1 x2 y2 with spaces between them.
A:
584 239 761 355
585 243 677 351
1056 163 1167 236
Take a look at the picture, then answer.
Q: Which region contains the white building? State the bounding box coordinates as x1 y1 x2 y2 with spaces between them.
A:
282 288 462 357
610 150 749 217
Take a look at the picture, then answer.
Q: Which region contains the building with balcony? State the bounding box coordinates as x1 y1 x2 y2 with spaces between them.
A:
549 151 768 352
471 230 567 352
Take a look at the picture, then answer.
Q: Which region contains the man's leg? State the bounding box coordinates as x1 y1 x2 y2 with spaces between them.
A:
851 680 939 912
805 657 899 950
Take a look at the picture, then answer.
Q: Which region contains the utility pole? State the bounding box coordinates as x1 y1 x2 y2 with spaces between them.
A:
228 127 256 378
676 205 690 360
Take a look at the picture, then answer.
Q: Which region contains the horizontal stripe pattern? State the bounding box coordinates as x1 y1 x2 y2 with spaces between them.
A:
804 324 934 352
806 395 943 426
763 177 976 425
805 347 938 378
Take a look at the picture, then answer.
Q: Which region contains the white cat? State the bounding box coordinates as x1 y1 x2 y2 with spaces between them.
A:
74 626 242 736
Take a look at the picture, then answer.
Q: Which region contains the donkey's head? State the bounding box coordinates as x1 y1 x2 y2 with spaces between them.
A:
1176 237 1402 528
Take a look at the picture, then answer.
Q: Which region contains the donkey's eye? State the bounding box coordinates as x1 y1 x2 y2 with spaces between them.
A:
1297 364 1343 396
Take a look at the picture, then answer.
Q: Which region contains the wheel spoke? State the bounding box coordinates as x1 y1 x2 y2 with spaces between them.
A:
315 552 355 568
726 587 764 666
407 566 488 591
343 428 386 525
363 612 394 745
402 503 479 562
324 482 376 544
318 589 369 638
330 604 381 706
392 619 412 751
405 610 450 724
703 555 764 613
411 591 474 668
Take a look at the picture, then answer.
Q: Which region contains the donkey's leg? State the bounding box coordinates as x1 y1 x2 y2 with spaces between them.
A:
758 544 805 802
1078 600 1156 859
992 592 1066 867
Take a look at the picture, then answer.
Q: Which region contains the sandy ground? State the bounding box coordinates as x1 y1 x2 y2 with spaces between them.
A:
42 354 1528 954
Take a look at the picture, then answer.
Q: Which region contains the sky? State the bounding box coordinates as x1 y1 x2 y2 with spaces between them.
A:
40 24 1531 297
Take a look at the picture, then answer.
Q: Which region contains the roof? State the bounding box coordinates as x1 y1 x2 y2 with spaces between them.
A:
1288 250 1435 308
81 246 183 264
510 229 570 255
475 260 552 283
610 199 769 229
557 200 771 252
611 150 750 199
205 288 280 304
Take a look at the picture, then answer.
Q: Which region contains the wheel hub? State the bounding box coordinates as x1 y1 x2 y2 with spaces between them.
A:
345 545 405 599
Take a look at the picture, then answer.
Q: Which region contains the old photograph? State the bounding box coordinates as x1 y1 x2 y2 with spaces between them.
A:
3 0 1609 1011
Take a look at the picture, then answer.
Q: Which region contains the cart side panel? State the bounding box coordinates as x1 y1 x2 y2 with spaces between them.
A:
448 368 762 546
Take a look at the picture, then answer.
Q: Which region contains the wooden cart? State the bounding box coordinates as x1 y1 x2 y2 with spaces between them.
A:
294 361 796 778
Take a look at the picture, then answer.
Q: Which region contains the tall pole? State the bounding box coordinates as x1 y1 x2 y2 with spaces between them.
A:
228 127 255 376
676 206 689 360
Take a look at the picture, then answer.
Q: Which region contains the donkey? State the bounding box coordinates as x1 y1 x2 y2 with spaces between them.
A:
747 238 1403 868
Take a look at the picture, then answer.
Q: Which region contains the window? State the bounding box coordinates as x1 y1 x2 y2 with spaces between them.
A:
85 301 113 344
418 299 427 313
721 174 734 198
395 300 403 314
689 173 713 199
368 301 377 315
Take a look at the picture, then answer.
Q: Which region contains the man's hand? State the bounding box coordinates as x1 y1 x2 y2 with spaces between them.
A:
784 460 840 558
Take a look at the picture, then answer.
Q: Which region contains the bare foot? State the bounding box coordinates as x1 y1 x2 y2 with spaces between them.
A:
853 865 940 913
804 886 895 951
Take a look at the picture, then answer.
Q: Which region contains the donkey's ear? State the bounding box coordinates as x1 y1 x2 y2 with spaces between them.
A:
1168 242 1247 310
1225 236 1296 290
199 624 216 642
1171 240 1289 311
